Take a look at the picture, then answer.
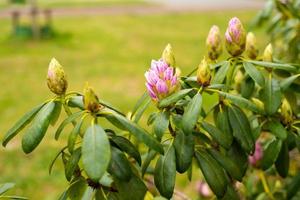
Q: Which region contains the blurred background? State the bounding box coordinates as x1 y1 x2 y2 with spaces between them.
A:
0 0 268 199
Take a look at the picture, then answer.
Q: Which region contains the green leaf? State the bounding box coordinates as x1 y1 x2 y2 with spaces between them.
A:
212 61 230 84
260 76 282 115
68 118 83 153
142 149 157 176
173 131 194 173
0 195 28 200
248 60 297 72
266 120 287 140
287 172 300 200
195 150 227 197
280 74 300 91
0 183 15 195
106 111 164 154
65 147 81 181
208 149 243 182
221 184 240 200
2 103 45 147
215 106 233 146
22 102 56 154
228 106 255 154
49 146 68 175
133 98 151 124
154 145 176 199
108 147 132 181
82 124 111 182
261 138 282 170
158 89 192 108
218 91 262 113
241 76 255 99
111 135 141 166
201 121 231 149
182 93 202 135
50 102 62 126
275 140 289 178
243 62 265 87
67 177 87 200
68 96 84 110
55 111 83 140
227 141 248 177
153 111 169 140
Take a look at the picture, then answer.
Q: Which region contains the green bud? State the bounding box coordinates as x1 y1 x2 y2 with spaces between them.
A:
83 83 101 113
206 25 222 60
162 43 175 67
245 32 259 60
281 98 293 124
263 44 273 62
234 70 244 91
47 58 68 95
197 57 211 86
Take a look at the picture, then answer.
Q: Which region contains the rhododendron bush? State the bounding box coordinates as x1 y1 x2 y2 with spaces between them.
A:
2 17 300 199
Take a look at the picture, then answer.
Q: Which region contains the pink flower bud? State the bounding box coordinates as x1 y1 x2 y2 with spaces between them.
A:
145 59 180 101
206 25 222 60
195 181 212 197
225 17 246 57
248 141 263 167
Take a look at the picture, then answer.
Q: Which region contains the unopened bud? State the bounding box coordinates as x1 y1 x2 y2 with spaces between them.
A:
263 44 273 62
197 57 211 86
225 17 246 57
206 25 222 60
83 83 101 113
246 32 259 60
162 43 175 67
281 98 293 124
234 70 244 91
47 58 68 95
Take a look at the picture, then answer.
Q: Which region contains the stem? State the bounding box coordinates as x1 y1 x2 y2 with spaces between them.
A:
258 170 274 200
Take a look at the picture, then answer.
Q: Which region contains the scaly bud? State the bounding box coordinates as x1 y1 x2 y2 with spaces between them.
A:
206 25 222 60
246 32 259 59
281 98 293 124
145 59 180 102
47 58 68 95
197 57 211 86
83 83 101 113
248 141 263 167
263 43 273 62
225 17 246 57
162 44 175 67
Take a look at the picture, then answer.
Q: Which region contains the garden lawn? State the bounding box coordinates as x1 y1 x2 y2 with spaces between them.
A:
0 11 266 199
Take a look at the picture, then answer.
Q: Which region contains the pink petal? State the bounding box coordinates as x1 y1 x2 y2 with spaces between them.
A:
156 79 168 94
164 67 173 80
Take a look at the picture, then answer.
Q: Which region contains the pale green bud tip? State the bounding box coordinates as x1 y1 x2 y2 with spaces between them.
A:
162 43 175 67
83 82 101 113
197 57 211 86
281 98 293 124
206 25 222 60
47 58 68 95
246 32 259 59
263 43 273 62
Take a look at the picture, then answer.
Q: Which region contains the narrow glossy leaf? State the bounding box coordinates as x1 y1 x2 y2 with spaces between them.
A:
68 118 83 153
2 103 45 147
201 121 231 149
111 135 141 166
218 91 262 113
68 96 84 110
243 62 265 87
182 93 202 135
208 149 243 181
142 149 157 176
153 111 169 140
241 77 255 99
67 177 87 200
275 140 289 178
266 120 287 140
133 98 151 123
261 138 282 170
0 183 15 195
173 131 194 173
49 146 68 175
131 92 149 117
280 74 300 91
227 141 248 177
107 111 164 154
22 102 56 154
154 145 176 199
228 106 255 154
216 106 233 146
65 147 81 181
108 147 132 181
158 89 192 108
221 184 240 200
260 76 282 115
212 61 230 84
287 172 300 200
55 111 83 140
82 124 111 182
50 102 62 126
248 60 297 72
195 150 227 197
0 196 28 200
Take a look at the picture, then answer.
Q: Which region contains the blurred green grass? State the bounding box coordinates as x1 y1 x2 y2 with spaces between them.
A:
0 11 267 199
